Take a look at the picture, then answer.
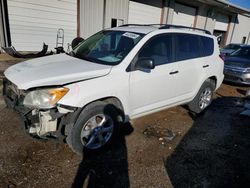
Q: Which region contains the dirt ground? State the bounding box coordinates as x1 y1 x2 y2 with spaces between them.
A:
0 55 250 187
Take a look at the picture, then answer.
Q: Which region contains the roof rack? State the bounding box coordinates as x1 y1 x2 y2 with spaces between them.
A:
119 24 166 27
119 24 153 27
159 24 211 35
119 24 211 35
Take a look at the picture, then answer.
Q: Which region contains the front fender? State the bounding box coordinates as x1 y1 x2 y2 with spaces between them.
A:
58 74 131 117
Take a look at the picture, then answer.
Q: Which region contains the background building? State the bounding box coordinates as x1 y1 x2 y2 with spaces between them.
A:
0 0 250 51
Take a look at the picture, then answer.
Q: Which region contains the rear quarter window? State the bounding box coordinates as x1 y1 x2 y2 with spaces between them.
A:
174 34 214 62
174 34 201 62
200 36 214 56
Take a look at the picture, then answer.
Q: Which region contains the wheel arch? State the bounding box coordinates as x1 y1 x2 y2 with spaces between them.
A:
82 96 126 123
208 76 217 89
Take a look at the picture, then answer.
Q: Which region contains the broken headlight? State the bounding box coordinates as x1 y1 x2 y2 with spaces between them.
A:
23 87 69 109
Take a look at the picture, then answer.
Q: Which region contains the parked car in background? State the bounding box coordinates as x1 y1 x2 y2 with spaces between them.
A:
224 45 250 85
3 24 224 155
220 43 244 57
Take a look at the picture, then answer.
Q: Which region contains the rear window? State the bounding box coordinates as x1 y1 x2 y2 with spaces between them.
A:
174 33 214 62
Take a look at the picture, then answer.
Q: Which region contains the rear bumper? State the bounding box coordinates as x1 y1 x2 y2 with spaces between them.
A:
223 70 250 85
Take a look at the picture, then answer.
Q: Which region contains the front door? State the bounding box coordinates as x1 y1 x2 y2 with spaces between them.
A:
129 34 179 116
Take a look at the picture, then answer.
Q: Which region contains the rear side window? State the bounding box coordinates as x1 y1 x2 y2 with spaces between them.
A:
200 36 214 56
174 34 214 62
174 34 201 61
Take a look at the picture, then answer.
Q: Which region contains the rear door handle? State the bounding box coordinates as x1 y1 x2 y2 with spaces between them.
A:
169 70 179 75
203 65 209 68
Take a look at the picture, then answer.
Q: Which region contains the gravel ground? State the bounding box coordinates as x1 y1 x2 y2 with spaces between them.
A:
0 55 250 187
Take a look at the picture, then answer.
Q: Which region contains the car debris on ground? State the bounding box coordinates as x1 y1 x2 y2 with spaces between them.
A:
2 43 53 58
143 125 176 145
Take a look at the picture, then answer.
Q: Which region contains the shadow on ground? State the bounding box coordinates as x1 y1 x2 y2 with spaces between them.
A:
71 123 133 188
166 96 250 187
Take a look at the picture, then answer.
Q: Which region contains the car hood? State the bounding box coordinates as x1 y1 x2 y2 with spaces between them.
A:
220 49 235 55
224 56 250 68
4 54 112 90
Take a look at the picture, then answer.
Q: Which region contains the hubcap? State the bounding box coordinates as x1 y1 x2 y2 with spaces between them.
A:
199 87 212 110
80 114 114 149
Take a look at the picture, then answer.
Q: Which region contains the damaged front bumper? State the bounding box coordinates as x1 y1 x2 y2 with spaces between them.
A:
3 78 80 140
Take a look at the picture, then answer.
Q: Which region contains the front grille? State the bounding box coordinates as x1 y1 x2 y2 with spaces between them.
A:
224 65 246 73
3 78 19 103
224 75 241 81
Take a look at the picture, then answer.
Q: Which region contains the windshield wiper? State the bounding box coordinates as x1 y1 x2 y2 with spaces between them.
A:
67 51 75 57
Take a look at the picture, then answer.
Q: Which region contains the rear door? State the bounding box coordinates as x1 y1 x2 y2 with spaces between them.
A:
172 33 203 100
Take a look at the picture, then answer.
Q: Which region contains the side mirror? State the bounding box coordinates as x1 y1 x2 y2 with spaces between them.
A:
135 58 155 70
71 37 84 49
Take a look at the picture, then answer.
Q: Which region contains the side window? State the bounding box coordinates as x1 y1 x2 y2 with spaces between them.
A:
138 34 173 66
174 34 201 61
200 36 214 56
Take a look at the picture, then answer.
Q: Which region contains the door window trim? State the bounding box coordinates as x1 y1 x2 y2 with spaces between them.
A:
127 33 175 72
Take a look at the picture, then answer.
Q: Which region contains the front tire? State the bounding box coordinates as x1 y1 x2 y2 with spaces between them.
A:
188 80 215 114
66 101 120 156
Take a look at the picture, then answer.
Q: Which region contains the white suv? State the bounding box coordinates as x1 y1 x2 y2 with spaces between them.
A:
3 25 224 155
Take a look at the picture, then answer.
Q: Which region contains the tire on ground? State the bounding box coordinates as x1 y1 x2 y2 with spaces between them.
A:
66 101 120 156
188 79 215 114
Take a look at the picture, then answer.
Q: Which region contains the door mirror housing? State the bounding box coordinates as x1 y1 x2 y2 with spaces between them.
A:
135 58 155 70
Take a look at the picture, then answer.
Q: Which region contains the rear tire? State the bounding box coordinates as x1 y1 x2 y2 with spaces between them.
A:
188 80 215 114
66 101 120 156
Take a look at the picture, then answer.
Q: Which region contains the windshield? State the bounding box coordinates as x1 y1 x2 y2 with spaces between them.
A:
72 30 144 65
230 47 250 59
223 44 240 50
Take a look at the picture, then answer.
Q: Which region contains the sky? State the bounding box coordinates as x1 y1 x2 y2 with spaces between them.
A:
228 0 250 9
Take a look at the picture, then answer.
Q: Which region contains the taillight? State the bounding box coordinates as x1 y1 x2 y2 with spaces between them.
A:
219 54 225 61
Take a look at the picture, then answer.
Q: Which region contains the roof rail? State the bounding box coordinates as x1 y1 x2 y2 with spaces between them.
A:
159 24 211 35
119 24 153 27
119 24 211 35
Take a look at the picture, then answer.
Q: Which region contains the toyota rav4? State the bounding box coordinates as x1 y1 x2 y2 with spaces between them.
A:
3 24 224 155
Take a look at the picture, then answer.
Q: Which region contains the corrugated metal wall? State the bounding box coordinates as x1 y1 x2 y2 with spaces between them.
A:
0 0 4 48
104 0 129 28
128 0 162 24
231 14 250 44
80 0 104 39
215 13 229 31
172 3 196 27
80 0 129 39
0 0 10 48
7 0 77 51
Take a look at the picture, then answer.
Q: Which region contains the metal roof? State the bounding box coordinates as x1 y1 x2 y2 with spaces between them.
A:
197 0 250 17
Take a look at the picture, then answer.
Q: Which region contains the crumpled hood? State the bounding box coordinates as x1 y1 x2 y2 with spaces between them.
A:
4 54 112 90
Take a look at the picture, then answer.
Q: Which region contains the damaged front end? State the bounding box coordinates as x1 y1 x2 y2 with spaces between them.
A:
3 78 80 140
